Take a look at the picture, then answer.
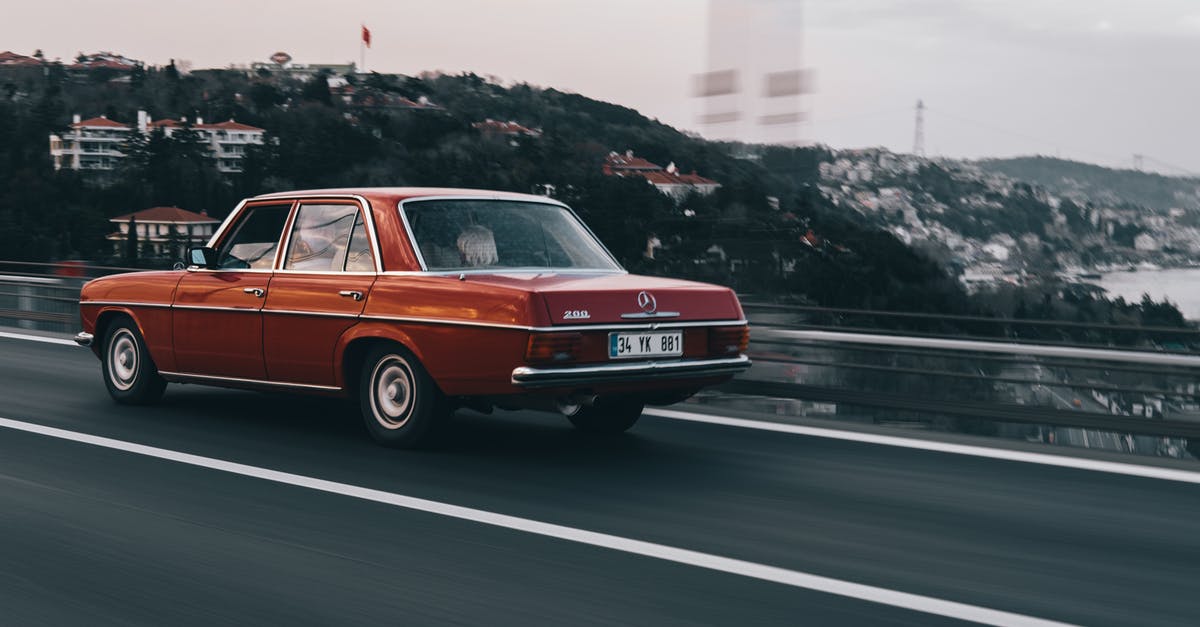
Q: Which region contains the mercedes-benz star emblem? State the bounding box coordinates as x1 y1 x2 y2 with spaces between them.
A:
636 291 657 314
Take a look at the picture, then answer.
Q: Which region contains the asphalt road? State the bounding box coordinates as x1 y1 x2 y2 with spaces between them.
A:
0 335 1198 626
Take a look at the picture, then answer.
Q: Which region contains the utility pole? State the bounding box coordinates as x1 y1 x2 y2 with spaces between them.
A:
913 99 926 157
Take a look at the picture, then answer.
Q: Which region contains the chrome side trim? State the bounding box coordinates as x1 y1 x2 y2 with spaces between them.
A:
171 304 262 313
536 319 748 332
360 314 530 330
511 355 751 388
620 311 681 319
185 268 274 274
81 302 746 332
377 269 626 278
263 308 361 319
396 195 627 274
158 371 341 391
271 270 378 276
74 332 94 347
358 315 750 332
80 300 173 309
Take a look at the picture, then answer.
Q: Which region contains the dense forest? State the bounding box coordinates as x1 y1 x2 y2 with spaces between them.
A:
0 61 1188 331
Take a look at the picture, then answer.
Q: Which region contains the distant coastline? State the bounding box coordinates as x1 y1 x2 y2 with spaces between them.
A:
1096 267 1200 321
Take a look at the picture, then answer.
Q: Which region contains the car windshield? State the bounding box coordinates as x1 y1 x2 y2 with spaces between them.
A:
403 199 622 272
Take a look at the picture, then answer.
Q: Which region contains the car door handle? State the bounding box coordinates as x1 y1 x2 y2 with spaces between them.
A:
243 287 265 298
338 290 364 301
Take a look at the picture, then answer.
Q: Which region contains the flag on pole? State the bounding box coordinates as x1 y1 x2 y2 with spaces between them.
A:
362 25 371 48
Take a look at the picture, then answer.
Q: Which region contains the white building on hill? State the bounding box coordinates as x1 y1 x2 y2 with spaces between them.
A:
50 111 265 173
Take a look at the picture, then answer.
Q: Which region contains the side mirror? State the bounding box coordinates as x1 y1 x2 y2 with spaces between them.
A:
188 246 218 269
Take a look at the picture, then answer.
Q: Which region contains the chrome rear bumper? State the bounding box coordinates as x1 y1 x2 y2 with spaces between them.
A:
74 332 94 347
511 355 750 388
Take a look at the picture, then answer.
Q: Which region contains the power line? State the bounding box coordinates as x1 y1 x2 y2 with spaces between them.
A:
926 106 1126 165
1140 156 1200 178
806 106 911 127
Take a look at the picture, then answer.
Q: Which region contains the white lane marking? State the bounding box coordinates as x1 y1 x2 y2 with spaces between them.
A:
645 408 1200 485
0 331 77 347
0 416 1072 627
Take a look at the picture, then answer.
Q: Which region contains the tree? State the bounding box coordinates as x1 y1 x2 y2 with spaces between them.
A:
130 63 146 90
300 72 332 105
124 217 138 264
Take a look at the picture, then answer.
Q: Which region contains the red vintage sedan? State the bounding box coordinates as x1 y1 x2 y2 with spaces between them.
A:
75 188 751 447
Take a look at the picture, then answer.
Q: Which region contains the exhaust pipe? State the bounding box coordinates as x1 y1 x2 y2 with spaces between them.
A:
556 394 597 416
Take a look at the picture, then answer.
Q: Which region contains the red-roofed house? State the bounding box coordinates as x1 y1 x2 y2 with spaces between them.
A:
602 151 721 201
603 150 663 173
66 52 141 73
0 51 41 67
473 119 542 140
194 119 266 172
107 207 220 259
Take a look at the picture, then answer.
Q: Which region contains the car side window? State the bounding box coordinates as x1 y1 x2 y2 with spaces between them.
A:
284 204 362 272
216 204 291 270
344 212 376 272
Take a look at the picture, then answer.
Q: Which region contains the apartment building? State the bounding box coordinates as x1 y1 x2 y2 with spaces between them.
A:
50 111 265 173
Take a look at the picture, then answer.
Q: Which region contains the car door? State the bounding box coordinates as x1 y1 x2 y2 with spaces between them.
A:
262 200 378 386
172 201 293 380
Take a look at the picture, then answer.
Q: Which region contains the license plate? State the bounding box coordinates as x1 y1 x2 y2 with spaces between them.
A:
609 331 683 359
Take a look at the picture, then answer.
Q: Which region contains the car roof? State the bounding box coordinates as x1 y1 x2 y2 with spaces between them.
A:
252 187 561 205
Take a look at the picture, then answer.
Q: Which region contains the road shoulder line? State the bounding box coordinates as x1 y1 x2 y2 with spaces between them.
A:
646 408 1200 484
0 330 77 347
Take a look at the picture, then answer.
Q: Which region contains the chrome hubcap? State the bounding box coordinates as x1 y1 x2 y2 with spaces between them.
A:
372 356 414 429
108 330 138 391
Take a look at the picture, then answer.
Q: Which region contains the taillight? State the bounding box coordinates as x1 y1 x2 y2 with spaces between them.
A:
525 332 583 363
708 326 749 356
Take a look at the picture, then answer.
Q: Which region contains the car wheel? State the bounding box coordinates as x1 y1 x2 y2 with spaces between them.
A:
101 319 166 405
359 345 446 448
567 398 643 435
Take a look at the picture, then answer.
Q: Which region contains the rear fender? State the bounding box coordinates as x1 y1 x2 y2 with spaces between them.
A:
333 322 427 390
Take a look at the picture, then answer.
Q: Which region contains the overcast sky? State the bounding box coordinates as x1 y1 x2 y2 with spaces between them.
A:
6 0 1199 172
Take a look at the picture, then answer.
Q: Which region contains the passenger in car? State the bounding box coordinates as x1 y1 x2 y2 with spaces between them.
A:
457 225 498 267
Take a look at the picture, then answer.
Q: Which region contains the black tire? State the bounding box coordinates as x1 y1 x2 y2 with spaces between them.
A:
358 345 447 448
101 318 166 405
567 398 643 435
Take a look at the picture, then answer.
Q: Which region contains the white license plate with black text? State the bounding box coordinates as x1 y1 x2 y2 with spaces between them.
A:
609 331 683 359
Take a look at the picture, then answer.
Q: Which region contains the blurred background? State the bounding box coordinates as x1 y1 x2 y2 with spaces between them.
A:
2 0 1200 460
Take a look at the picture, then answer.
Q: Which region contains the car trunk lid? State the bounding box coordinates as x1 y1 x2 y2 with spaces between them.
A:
457 272 742 325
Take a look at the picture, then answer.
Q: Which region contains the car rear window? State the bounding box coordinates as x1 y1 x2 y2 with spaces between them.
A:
402 200 621 272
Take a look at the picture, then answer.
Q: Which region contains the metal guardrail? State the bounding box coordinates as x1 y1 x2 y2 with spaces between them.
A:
0 262 1196 444
737 304 1200 443
761 329 1200 368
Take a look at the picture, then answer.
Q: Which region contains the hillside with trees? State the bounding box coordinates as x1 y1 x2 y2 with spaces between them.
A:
0 60 1188 330
978 156 1200 212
